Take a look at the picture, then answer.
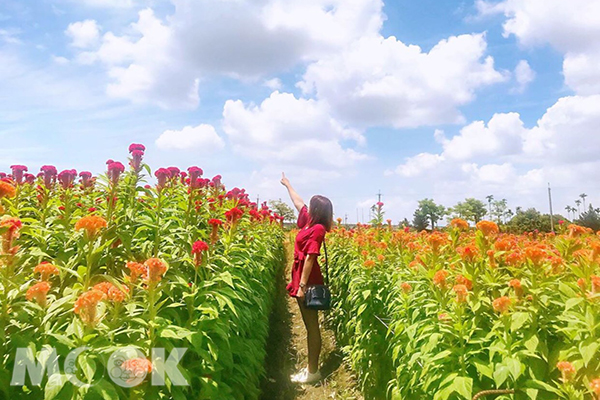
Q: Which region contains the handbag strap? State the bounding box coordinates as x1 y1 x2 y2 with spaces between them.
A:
323 239 329 286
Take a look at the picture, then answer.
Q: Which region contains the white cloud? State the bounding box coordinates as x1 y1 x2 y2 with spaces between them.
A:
513 60 535 93
299 33 507 128
222 91 367 169
155 124 225 152
62 0 134 8
66 20 101 48
52 55 69 65
393 153 445 177
264 78 283 90
481 0 600 95
0 29 21 44
69 0 383 108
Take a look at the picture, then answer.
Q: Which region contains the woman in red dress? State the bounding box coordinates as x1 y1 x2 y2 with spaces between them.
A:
281 172 333 384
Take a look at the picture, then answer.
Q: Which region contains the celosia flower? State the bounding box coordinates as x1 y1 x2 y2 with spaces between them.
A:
494 238 516 252
144 258 168 284
568 224 589 238
57 169 77 190
457 245 479 262
508 279 523 297
453 284 468 303
26 281 51 307
556 361 576 383
456 275 473 290
377 254 385 262
93 282 128 302
428 232 447 251
433 270 449 289
450 218 469 231
401 282 411 294
107 162 125 185
492 296 512 314
154 168 171 191
590 378 600 397
127 261 146 283
592 275 600 294
40 165 57 189
79 171 94 188
476 221 499 236
34 262 59 281
130 150 144 172
167 167 180 180
192 240 209 267
74 289 106 326
505 250 525 266
187 166 203 188
129 143 146 153
225 207 244 224
1 215 22 254
577 278 587 291
75 215 108 239
212 175 222 188
10 165 27 185
364 259 375 268
0 180 16 199
525 246 547 266
121 358 153 383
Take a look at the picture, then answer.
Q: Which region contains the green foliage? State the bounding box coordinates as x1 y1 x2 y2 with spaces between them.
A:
413 199 446 230
449 198 488 224
575 205 600 231
507 208 566 233
268 199 295 222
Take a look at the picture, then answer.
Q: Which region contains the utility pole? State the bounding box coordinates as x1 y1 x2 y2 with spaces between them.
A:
344 213 348 225
548 182 555 233
256 195 260 206
376 190 382 203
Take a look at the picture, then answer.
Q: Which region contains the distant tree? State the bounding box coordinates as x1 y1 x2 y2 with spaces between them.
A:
449 198 488 223
507 208 566 233
399 218 411 229
575 199 582 216
413 199 446 230
580 193 588 211
268 199 296 222
575 204 600 231
412 212 429 231
565 205 571 220
492 199 509 223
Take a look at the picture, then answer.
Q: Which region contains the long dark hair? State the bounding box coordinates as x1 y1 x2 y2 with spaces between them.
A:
308 195 333 232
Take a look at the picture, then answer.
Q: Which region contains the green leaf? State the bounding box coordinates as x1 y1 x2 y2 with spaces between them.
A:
511 312 529 331
579 340 599 366
91 379 120 400
493 364 510 387
44 374 67 400
451 376 473 400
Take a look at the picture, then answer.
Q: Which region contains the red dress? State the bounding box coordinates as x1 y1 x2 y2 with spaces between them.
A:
286 205 326 297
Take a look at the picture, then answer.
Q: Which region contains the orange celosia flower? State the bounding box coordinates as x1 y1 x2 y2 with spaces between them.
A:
476 221 499 236
504 250 525 266
433 270 449 288
577 278 587 291
122 357 152 375
377 254 385 262
508 279 523 297
592 275 600 294
525 246 547 266
453 284 468 303
590 242 600 261
364 259 375 268
1 216 22 254
557 361 576 383
590 378 600 397
401 282 411 294
450 218 469 231
74 289 106 326
33 262 59 281
457 245 479 262
361 250 369 257
456 275 473 290
75 215 107 239
568 224 589 238
93 282 128 302
26 281 51 307
0 181 16 199
428 232 448 251
144 258 168 284
494 238 516 252
127 261 146 283
492 296 512 314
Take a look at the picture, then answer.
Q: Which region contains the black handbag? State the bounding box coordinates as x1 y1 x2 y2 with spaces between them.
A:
304 240 332 310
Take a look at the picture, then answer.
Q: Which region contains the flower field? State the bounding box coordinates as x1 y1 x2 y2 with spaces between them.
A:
326 220 600 400
0 145 285 399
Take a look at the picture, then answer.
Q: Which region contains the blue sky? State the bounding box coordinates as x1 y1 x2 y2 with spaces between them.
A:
1 0 600 223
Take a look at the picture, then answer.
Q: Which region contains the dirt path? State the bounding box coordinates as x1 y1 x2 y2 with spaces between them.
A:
260 235 364 400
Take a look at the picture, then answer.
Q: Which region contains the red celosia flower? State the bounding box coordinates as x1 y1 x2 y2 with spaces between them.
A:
130 150 144 172
10 165 27 184
34 262 59 281
107 162 125 185
476 221 499 236
556 361 576 383
79 171 94 188
40 165 57 189
187 166 203 188
154 168 171 190
74 289 106 326
167 167 180 179
144 258 168 284
26 282 51 307
225 207 244 224
453 284 468 303
192 240 209 267
0 180 16 199
128 143 146 153
75 215 107 239
433 270 449 288
492 296 512 314
57 169 77 189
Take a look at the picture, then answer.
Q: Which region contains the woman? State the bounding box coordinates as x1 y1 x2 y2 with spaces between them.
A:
281 172 333 384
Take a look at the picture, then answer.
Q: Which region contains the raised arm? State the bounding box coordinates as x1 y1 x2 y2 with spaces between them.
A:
281 172 305 212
